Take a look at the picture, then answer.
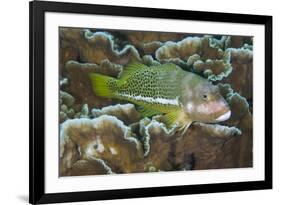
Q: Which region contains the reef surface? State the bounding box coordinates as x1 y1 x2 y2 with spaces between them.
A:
59 28 253 176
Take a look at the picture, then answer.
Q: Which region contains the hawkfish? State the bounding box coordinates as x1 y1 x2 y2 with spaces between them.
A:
89 63 231 133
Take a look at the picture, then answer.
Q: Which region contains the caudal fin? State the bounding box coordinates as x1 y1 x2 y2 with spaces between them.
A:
89 73 117 98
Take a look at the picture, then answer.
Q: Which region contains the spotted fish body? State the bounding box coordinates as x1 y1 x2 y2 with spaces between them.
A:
116 64 185 113
89 63 231 132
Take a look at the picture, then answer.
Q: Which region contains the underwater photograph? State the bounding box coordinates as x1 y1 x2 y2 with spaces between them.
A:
59 27 253 177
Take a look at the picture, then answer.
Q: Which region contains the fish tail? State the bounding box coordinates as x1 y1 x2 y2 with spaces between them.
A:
89 73 117 98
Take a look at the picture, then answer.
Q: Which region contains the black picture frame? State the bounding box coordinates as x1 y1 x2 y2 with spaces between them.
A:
29 0 272 204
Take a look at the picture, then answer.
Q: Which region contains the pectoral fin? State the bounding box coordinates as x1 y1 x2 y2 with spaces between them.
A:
159 110 193 134
178 120 193 136
160 111 181 129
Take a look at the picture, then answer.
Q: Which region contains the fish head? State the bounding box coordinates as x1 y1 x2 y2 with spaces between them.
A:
181 79 231 123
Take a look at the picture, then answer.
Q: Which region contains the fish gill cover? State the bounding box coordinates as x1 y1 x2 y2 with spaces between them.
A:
59 28 253 176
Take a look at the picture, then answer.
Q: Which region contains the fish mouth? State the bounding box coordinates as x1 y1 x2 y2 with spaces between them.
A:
214 110 231 122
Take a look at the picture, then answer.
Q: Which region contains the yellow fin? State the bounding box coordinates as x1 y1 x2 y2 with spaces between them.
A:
118 62 148 81
160 111 181 129
137 105 163 117
89 73 117 98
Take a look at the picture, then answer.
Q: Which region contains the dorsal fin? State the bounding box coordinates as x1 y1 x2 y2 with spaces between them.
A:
118 62 148 80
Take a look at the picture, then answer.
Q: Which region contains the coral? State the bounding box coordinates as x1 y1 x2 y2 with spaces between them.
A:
60 90 75 107
139 119 179 171
138 111 245 171
218 83 250 123
59 28 253 176
63 159 113 176
139 118 177 156
59 116 144 175
155 36 233 81
91 103 141 125
173 122 248 170
225 36 253 49
60 78 68 87
59 91 92 123
141 55 161 66
193 122 241 138
59 91 76 123
156 37 202 65
125 31 186 55
222 48 253 100
60 28 141 67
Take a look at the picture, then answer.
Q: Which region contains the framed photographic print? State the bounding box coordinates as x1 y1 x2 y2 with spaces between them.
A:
29 0 272 204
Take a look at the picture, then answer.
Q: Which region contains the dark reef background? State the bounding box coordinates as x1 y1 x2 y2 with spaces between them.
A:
59 28 253 176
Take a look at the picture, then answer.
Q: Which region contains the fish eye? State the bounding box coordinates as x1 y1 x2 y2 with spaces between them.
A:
203 94 208 100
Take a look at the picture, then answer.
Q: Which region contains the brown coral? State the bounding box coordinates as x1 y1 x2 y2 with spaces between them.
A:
91 103 141 125
156 37 202 62
155 36 233 81
60 28 141 67
65 159 113 176
125 31 186 55
60 116 144 176
222 48 253 100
